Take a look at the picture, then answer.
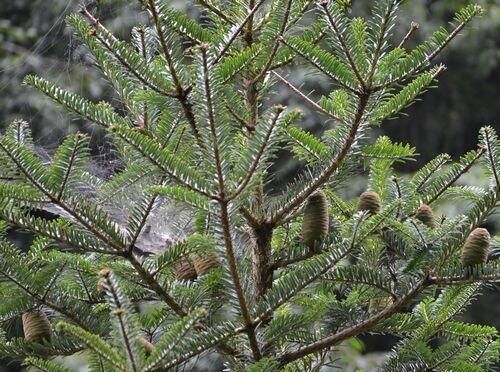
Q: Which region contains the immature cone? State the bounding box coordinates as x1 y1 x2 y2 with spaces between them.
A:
22 310 52 342
175 260 198 281
357 191 381 215
137 337 155 355
193 255 219 276
302 190 329 249
415 204 436 229
461 228 491 267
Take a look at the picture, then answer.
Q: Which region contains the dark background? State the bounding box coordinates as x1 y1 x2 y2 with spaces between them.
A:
0 0 499 370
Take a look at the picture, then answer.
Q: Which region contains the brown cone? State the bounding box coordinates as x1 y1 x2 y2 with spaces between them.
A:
415 204 436 229
357 191 381 215
22 310 52 342
137 337 155 355
302 190 329 248
175 260 198 281
193 255 219 276
461 228 491 267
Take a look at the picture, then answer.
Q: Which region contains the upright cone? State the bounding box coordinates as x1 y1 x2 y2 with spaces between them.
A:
138 336 155 355
302 190 329 249
461 228 491 267
22 310 52 342
193 254 219 276
415 204 436 229
357 191 381 215
175 260 198 281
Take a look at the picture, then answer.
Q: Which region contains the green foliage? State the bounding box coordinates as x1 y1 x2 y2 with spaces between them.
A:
0 1 498 371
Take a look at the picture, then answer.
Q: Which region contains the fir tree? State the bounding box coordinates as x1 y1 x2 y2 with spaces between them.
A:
0 0 499 370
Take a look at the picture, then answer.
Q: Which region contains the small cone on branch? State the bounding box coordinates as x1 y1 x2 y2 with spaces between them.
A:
461 228 491 268
22 310 52 342
175 260 198 281
193 254 219 276
357 191 381 215
415 204 436 229
137 336 155 355
302 190 329 249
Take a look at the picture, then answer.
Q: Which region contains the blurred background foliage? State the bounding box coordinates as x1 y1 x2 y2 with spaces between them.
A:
1 0 499 370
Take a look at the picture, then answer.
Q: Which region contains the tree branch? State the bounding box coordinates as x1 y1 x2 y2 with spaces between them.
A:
268 93 369 225
272 71 343 123
214 0 267 63
277 278 427 367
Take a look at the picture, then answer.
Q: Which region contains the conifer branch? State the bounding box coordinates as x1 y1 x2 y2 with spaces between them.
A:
482 127 500 190
426 147 486 206
252 0 293 83
429 274 500 285
366 0 400 87
277 278 427 367
146 0 204 147
79 7 177 98
269 93 369 225
0 141 124 252
269 31 325 71
230 105 284 200
214 0 267 63
127 193 159 253
99 270 139 372
398 22 420 49
201 45 261 359
55 135 83 201
277 37 358 93
272 250 316 269
196 0 234 25
320 0 367 89
272 71 343 123
0 268 91 332
220 202 262 359
414 154 451 193
126 253 187 317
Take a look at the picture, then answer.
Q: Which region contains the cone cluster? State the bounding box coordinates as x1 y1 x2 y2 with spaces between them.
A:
193 255 219 276
357 191 381 215
461 228 491 267
415 204 436 229
175 260 198 281
22 310 52 342
302 190 329 248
